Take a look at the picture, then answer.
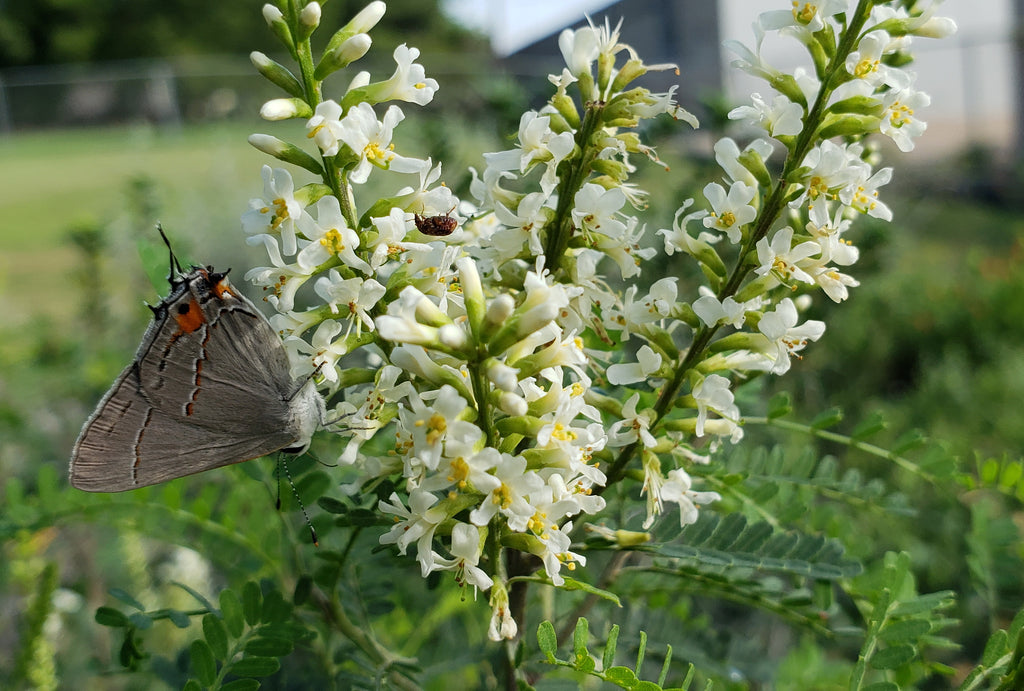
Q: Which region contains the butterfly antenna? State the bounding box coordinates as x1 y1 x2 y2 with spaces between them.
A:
275 457 283 510
156 223 185 279
278 456 319 547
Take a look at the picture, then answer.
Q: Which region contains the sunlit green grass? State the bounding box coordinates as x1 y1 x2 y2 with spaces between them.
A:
0 122 278 327
0 117 501 330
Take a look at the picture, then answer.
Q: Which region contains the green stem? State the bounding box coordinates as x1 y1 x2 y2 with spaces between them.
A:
469 359 498 447
543 103 605 273
314 588 420 687
286 0 358 229
603 0 876 488
744 416 938 483
288 0 321 109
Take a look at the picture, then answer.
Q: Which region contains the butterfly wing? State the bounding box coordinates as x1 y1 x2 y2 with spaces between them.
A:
130 271 299 433
69 268 321 492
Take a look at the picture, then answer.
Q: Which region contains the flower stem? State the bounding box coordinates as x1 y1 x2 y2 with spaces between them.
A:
604 0 875 488
543 102 605 273
469 357 498 447
285 0 358 229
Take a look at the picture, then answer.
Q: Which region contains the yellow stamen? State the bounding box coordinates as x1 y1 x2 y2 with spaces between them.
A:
449 457 470 487
425 413 447 445
494 483 513 509
854 58 878 80
791 2 818 24
319 228 346 255
551 423 578 442
270 198 290 230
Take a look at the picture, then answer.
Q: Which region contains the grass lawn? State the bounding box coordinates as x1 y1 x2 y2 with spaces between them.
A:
0 117 499 332
0 122 291 328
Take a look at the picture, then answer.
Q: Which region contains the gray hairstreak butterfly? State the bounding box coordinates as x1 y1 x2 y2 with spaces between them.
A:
69 228 325 492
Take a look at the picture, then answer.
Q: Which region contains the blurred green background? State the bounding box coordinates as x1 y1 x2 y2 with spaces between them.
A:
3 0 1024 688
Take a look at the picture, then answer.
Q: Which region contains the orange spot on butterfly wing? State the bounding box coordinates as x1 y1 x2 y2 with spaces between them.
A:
173 298 207 334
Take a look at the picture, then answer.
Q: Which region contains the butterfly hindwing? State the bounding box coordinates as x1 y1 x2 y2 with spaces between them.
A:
70 265 323 493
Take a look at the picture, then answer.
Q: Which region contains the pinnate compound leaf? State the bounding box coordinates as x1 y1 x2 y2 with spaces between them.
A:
573 618 590 662
640 513 861 580
602 625 619 671
603 666 638 685
95 607 129 628
166 610 191 629
220 680 261 691
203 613 229 660
879 618 931 643
245 636 294 657
174 581 216 612
190 639 217 686
229 656 282 677
260 590 292 624
108 588 145 611
537 621 558 661
558 577 622 606
869 643 917 669
242 581 262 626
220 589 245 638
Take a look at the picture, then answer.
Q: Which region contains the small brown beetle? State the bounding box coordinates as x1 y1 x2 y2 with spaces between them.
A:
414 207 458 237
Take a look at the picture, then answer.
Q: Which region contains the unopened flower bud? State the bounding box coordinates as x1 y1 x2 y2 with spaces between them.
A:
349 1 386 34
585 524 652 546
591 158 630 182
375 316 439 347
486 360 519 392
596 50 615 93
315 33 372 80
550 92 580 129
817 113 880 140
390 343 454 385
340 33 372 63
250 51 304 98
736 147 772 188
299 2 321 38
322 1 385 60
248 134 324 175
262 4 295 55
439 324 467 350
914 16 957 38
260 98 312 120
498 392 528 417
457 257 486 337
610 58 648 92
484 294 515 329
262 3 283 24
248 132 288 157
348 70 371 91
516 302 558 339
413 296 450 328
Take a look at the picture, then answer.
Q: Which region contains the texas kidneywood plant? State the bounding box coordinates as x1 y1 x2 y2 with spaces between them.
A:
232 0 956 684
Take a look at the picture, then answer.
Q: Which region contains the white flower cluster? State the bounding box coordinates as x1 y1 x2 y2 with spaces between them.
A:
241 0 954 640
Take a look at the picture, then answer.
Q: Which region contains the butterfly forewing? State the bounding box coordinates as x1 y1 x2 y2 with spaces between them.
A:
70 266 322 492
